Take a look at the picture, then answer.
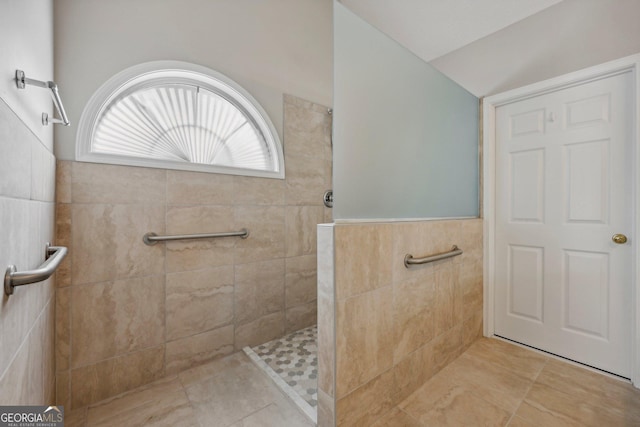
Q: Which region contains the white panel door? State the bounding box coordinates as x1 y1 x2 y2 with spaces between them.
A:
495 71 633 377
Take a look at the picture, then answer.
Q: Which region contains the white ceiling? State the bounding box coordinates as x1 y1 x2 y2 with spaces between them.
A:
340 0 563 62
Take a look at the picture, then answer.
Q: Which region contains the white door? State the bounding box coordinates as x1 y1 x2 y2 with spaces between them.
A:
494 71 633 377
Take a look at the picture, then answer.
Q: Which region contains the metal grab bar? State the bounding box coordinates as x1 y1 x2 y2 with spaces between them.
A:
15 70 70 126
143 229 249 246
404 245 462 268
5 244 68 296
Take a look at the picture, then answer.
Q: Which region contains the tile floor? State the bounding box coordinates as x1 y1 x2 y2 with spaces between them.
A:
64 351 314 427
249 325 318 409
374 337 640 427
65 337 640 427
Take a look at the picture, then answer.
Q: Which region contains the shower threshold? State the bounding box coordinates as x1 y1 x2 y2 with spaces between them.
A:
243 325 317 424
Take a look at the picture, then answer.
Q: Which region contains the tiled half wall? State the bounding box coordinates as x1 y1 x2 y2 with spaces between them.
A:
55 95 332 410
317 219 483 426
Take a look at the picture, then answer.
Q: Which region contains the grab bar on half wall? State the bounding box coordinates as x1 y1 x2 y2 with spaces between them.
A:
5 244 68 296
143 229 250 246
404 245 462 268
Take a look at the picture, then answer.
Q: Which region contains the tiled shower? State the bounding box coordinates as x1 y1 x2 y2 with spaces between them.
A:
54 95 333 409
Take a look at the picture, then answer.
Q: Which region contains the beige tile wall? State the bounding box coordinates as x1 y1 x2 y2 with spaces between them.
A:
55 95 332 410
0 99 57 405
317 219 483 427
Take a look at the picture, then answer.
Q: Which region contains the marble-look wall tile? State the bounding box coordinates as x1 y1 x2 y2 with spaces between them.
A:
71 276 165 367
432 324 464 374
70 346 165 409
235 311 285 350
460 218 483 264
318 225 335 399
318 388 336 427
285 301 317 333
165 205 235 272
167 170 234 205
55 202 71 287
0 299 55 405
72 162 166 205
285 254 317 307
336 370 397 427
234 176 285 206
283 95 329 160
461 259 483 318
463 310 484 351
0 99 32 200
71 204 165 284
56 160 72 203
234 259 285 326
393 275 435 363
0 198 43 388
334 223 393 299
286 206 323 257
165 325 234 375
285 158 327 206
31 143 56 202
0 323 31 405
336 285 394 398
166 266 234 341
283 95 330 207
42 300 56 404
434 264 461 338
234 205 285 263
0 98 56 408
56 287 71 372
56 370 70 409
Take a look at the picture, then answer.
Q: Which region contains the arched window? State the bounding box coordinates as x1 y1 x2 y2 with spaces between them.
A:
77 61 284 179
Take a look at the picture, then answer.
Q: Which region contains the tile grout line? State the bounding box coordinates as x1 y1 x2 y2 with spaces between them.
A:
504 357 549 426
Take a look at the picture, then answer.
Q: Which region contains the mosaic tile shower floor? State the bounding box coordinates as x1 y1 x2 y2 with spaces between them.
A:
244 325 318 421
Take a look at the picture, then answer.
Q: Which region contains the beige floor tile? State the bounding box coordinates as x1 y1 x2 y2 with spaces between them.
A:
535 359 640 422
65 407 87 427
88 390 198 427
228 398 314 427
440 353 534 412
400 373 511 427
184 357 280 427
517 382 632 427
505 415 538 427
463 338 548 381
178 352 251 388
86 377 182 420
371 407 422 427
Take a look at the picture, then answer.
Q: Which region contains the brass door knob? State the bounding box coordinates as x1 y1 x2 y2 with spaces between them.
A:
612 234 628 244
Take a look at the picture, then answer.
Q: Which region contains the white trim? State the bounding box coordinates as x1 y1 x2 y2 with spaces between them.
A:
75 60 285 180
482 53 640 386
332 216 477 224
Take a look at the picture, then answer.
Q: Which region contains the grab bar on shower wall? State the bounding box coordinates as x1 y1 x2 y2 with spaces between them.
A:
143 229 250 246
5 244 68 296
404 245 462 268
15 70 70 126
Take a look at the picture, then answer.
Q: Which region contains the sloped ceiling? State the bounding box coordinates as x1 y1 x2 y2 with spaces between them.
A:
340 0 562 62
340 0 640 96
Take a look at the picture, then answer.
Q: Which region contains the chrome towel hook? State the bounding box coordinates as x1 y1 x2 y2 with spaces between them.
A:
15 69 70 126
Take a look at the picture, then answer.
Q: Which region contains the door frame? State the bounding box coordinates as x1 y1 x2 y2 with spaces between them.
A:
483 53 640 385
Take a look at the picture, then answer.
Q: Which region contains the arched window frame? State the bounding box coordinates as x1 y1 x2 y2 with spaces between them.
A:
76 61 285 179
